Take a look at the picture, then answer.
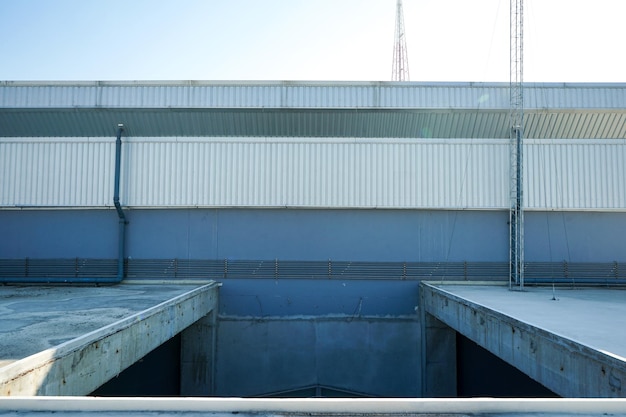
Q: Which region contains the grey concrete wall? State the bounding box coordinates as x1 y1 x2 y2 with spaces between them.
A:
216 316 420 397
215 278 421 397
180 311 218 396
421 313 456 397
218 279 420 317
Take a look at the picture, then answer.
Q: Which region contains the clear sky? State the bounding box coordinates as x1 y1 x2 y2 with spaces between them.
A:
0 0 624 82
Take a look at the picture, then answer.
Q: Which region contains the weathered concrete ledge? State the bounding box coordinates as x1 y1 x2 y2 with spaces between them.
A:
0 282 219 395
420 282 626 397
1 397 626 416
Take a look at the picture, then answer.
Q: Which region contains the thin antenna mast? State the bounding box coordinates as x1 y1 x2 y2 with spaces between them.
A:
509 0 524 289
392 0 410 81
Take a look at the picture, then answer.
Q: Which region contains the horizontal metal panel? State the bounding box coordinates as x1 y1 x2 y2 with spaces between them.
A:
524 111 626 139
1 108 624 139
0 109 510 138
525 139 626 210
3 137 626 210
2 82 624 139
122 138 508 209
2 81 624 110
0 138 114 207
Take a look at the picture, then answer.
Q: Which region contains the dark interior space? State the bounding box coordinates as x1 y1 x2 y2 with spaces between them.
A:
91 334 181 396
456 333 558 397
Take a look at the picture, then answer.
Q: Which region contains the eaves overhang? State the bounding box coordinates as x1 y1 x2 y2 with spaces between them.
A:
1 81 624 139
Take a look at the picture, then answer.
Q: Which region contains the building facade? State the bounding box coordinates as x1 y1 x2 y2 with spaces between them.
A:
1 81 625 396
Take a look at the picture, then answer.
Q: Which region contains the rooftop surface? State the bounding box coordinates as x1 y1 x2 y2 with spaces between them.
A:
0 282 213 368
428 283 626 361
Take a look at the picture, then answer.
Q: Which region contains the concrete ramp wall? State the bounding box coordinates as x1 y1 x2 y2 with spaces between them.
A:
216 316 420 397
215 278 421 397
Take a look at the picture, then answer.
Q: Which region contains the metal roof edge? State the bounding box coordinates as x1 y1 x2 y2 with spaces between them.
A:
1 80 625 88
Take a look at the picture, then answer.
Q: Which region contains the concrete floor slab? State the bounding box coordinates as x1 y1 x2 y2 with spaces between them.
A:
0 282 211 367
428 283 626 360
421 282 626 397
0 281 219 395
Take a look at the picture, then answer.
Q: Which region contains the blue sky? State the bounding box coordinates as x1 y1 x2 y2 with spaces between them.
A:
0 0 624 82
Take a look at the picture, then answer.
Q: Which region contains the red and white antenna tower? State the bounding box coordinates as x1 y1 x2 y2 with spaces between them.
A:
392 0 410 81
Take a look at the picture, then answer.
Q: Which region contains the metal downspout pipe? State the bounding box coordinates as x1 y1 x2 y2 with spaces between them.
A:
113 124 127 282
0 125 127 284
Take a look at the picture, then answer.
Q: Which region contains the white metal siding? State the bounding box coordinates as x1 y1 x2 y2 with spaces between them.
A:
121 138 508 209
524 139 626 210
0 138 114 207
2 81 624 110
2 137 626 210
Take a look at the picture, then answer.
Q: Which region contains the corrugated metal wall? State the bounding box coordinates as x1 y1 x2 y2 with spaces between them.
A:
0 138 114 207
3 82 624 139
123 138 508 208
2 81 624 110
5 110 624 139
525 139 626 210
2 137 625 210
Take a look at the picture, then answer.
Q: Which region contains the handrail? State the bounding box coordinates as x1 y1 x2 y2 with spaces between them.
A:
2 259 625 285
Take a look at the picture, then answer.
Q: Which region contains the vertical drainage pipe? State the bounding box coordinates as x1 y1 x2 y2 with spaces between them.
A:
113 124 127 282
0 124 128 284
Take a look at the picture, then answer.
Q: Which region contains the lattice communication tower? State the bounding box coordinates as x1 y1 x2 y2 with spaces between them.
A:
392 0 410 81
509 0 524 289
